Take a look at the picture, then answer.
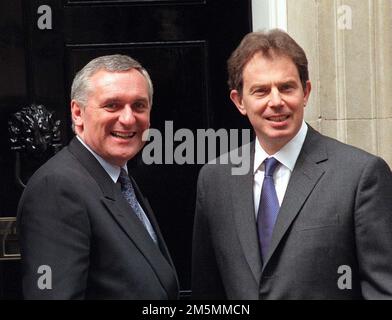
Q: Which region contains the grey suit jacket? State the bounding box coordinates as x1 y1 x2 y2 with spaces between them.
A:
17 137 179 299
192 125 392 299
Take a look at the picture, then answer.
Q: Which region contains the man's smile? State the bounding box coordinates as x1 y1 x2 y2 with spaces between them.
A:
266 115 290 122
110 131 137 139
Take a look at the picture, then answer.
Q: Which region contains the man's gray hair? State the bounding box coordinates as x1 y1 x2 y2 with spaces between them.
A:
71 54 154 107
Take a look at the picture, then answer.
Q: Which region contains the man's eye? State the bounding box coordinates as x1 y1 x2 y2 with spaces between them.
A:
280 84 294 92
104 103 118 110
133 102 147 111
253 89 268 95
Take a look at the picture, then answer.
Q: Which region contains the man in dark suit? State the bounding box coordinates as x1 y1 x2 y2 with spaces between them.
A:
17 54 179 299
192 30 392 299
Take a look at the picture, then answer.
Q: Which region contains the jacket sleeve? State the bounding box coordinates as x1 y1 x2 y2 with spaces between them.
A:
191 167 226 299
354 156 392 299
17 173 91 299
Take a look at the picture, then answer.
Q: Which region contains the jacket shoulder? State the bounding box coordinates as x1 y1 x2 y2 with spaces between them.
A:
23 146 92 192
199 142 253 178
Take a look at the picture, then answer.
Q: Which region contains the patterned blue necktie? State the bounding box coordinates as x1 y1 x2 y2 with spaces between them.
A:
118 168 157 244
257 157 280 263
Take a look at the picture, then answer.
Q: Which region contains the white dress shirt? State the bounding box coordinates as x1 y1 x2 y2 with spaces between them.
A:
76 136 157 243
76 135 124 182
253 121 308 218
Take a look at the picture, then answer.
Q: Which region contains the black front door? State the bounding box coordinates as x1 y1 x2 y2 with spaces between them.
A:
0 0 252 298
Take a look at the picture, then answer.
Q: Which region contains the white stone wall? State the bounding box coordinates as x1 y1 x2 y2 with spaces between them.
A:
286 0 392 166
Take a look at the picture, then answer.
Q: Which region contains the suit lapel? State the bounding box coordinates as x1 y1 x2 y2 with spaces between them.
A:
131 177 178 272
262 127 328 269
101 193 179 298
230 142 263 284
68 137 178 298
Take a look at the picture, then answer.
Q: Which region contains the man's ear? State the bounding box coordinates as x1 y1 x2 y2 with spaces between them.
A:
71 100 84 129
303 81 312 107
230 90 247 116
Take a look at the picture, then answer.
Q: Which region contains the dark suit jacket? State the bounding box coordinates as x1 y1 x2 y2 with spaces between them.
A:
192 125 392 299
17 137 179 299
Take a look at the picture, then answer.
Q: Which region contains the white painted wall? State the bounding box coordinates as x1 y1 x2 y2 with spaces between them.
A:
252 0 288 31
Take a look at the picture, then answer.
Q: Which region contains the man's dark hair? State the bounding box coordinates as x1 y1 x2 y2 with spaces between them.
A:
227 29 309 95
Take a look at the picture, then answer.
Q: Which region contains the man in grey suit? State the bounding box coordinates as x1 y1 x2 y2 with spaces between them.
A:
192 30 392 299
17 54 179 299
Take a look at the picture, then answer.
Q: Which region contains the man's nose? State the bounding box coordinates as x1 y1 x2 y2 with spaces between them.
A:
119 106 136 125
268 88 283 107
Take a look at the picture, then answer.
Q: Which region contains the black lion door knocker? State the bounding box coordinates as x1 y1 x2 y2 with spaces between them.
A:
8 104 63 188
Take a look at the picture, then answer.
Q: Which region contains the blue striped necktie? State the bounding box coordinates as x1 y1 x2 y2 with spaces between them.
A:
118 168 158 244
257 157 280 263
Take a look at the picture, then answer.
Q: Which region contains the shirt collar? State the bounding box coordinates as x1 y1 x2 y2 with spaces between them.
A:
76 135 127 183
253 121 308 173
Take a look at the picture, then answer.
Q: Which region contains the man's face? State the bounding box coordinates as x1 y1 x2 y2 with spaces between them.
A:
71 69 151 167
230 52 311 154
